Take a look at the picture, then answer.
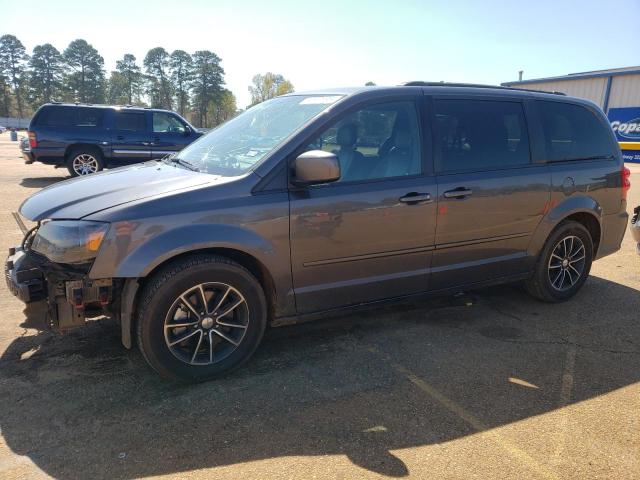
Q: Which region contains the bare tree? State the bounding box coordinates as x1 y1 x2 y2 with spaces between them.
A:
248 72 294 106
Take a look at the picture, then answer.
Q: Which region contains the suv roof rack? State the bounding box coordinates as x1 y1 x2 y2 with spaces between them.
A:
402 81 566 96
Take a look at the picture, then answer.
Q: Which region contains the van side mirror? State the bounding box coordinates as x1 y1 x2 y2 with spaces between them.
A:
293 150 341 185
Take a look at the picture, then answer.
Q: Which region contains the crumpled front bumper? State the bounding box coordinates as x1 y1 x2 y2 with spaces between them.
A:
5 246 46 303
5 245 115 331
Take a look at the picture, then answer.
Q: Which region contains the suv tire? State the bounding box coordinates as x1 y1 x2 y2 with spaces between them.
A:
525 220 593 302
66 147 104 177
136 255 267 382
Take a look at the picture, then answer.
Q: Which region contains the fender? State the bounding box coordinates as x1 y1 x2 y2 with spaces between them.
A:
527 195 602 258
93 223 293 348
105 223 277 278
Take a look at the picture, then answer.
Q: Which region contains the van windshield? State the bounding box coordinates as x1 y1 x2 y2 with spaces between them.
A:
170 95 343 176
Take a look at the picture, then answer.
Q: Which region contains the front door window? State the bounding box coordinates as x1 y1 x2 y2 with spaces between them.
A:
153 112 187 134
307 101 422 182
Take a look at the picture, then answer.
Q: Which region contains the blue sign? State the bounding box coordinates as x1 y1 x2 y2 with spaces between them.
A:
608 107 640 141
608 107 640 162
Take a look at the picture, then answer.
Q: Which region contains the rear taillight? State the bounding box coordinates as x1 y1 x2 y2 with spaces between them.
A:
28 131 37 149
622 165 631 200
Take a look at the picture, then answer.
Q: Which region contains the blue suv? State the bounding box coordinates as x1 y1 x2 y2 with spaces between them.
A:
25 103 203 176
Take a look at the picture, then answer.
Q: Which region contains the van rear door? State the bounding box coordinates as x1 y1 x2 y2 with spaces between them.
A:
430 97 550 290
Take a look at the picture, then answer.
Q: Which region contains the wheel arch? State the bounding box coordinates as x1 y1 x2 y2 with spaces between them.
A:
562 212 601 256
64 143 105 160
528 196 603 259
118 247 278 349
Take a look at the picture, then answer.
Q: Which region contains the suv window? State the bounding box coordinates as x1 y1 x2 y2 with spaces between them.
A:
115 111 147 132
75 108 103 127
38 106 104 128
307 101 421 182
153 112 187 133
434 99 530 172
537 101 613 161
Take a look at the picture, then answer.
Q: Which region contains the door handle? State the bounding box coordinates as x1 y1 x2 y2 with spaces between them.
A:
443 188 473 199
399 192 432 204
116 135 124 140
142 142 151 146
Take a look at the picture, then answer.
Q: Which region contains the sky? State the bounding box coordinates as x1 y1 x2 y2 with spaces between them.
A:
1 0 639 108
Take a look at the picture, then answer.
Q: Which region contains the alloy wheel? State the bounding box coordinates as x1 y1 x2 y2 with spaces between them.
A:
72 154 99 175
547 235 586 291
163 282 249 365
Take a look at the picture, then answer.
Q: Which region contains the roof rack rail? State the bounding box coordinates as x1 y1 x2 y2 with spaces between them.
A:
402 81 566 96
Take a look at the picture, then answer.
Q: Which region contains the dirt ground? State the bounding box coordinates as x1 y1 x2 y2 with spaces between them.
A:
0 131 638 480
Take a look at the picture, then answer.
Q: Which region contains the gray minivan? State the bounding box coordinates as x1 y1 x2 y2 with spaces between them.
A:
6 84 629 381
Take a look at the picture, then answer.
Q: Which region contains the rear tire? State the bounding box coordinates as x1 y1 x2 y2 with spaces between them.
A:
66 147 104 177
524 221 593 302
136 255 267 382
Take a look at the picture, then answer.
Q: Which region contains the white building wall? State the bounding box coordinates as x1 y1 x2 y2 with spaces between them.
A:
608 74 640 108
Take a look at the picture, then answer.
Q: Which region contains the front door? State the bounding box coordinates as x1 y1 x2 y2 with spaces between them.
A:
110 110 152 164
430 98 551 290
289 99 437 314
150 111 193 159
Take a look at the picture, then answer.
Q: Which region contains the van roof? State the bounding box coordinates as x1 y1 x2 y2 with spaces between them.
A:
286 83 573 101
284 83 606 113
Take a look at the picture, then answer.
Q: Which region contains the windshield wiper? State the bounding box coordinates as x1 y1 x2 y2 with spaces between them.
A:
168 156 200 172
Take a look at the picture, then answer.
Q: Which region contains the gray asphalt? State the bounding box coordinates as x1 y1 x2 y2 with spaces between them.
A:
0 132 638 479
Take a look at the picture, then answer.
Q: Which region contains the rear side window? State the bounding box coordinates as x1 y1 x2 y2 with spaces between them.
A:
115 112 147 132
434 99 530 172
537 101 613 161
75 108 103 127
37 107 104 128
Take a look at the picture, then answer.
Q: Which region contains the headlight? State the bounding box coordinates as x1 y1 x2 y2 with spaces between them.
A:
30 220 110 264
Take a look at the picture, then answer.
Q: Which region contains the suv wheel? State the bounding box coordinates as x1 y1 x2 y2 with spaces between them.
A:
525 220 593 302
67 148 104 177
136 255 267 382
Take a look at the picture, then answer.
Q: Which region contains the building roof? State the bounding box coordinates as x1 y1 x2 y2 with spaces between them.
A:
502 66 640 86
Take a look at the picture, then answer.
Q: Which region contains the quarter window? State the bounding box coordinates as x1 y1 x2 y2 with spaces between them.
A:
307 101 421 182
38 106 104 128
75 108 103 127
434 100 530 172
115 112 147 132
536 101 613 161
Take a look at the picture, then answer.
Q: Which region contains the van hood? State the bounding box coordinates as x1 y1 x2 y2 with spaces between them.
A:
20 161 223 221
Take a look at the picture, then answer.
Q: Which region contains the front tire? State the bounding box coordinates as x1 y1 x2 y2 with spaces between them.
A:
136 255 267 382
525 221 593 302
66 148 104 177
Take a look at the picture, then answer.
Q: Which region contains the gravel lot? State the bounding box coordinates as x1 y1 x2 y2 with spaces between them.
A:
0 131 638 480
